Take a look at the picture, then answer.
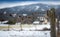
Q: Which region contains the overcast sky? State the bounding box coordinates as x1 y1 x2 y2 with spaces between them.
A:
0 1 60 9
0 0 60 9
0 0 60 2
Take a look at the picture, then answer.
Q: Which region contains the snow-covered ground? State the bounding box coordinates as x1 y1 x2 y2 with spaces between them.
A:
0 22 51 37
0 24 50 31
0 31 50 37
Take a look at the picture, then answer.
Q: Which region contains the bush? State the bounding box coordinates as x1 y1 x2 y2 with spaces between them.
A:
6 20 16 24
43 27 50 30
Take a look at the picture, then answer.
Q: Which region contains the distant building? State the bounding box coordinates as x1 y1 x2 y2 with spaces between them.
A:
36 14 48 24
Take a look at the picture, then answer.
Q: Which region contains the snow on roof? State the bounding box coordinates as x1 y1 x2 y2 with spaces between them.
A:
23 14 27 16
33 21 40 24
0 21 8 24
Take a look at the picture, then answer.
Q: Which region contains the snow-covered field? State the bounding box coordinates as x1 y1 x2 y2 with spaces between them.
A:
0 22 51 37
0 31 50 37
0 22 50 31
0 24 50 31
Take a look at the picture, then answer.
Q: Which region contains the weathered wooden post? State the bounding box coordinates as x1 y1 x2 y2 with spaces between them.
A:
57 16 60 35
47 8 56 37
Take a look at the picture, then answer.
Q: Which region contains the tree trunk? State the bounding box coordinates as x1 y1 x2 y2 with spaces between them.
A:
57 16 60 34
50 18 56 37
50 11 56 37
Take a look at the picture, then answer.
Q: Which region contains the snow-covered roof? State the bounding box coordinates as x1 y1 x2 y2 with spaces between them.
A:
33 21 40 24
23 14 27 16
0 21 8 24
